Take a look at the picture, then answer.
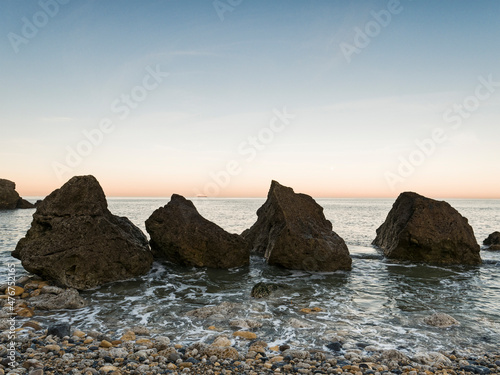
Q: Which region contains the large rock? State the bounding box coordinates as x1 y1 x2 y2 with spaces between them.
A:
145 194 249 268
0 179 34 209
12 175 153 290
372 192 481 265
242 180 352 271
483 231 500 250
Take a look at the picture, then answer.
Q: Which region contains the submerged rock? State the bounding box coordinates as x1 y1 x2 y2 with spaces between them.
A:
372 192 481 265
146 194 249 268
0 178 34 209
242 180 352 271
251 282 279 298
423 313 460 328
483 231 500 250
12 175 153 290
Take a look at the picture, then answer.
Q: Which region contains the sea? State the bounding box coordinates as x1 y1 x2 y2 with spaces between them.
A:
1 198 499 355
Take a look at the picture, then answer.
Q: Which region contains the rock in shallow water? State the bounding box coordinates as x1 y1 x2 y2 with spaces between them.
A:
423 313 460 328
146 194 249 268
0 178 34 209
372 191 481 265
242 180 352 271
484 231 500 250
12 175 153 290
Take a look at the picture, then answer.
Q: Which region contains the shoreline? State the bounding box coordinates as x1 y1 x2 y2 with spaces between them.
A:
2 323 499 375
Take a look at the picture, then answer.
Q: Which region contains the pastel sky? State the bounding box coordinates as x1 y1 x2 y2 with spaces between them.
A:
1 0 500 198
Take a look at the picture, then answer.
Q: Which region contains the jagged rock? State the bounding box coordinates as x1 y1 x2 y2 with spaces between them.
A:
483 231 500 250
242 180 351 271
251 282 279 298
0 179 34 209
372 192 481 265
12 175 153 290
423 313 460 327
146 194 249 268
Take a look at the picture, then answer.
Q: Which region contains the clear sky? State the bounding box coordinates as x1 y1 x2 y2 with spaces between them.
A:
1 0 500 198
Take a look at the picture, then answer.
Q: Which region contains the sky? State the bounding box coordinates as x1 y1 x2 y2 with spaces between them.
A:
1 0 500 198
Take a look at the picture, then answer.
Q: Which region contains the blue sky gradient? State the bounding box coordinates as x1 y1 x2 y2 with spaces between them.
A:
1 0 500 197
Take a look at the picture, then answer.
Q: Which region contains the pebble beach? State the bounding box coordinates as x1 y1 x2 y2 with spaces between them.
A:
2 322 500 375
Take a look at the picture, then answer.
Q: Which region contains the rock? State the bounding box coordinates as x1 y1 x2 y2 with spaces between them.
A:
242 181 352 271
372 192 481 265
212 336 232 347
28 287 86 310
232 331 257 340
288 317 312 329
12 175 153 290
0 178 34 209
186 301 242 320
146 194 249 268
100 340 113 348
120 331 136 341
423 313 460 327
47 323 71 338
413 351 452 366
4 286 24 296
483 231 500 250
251 282 279 298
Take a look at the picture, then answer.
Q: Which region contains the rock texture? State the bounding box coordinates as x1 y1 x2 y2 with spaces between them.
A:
483 231 500 250
372 192 481 265
12 175 153 290
242 181 352 271
0 178 34 209
423 313 460 328
146 194 249 268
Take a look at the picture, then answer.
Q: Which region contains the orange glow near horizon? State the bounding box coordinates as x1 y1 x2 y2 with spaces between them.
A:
13 174 500 200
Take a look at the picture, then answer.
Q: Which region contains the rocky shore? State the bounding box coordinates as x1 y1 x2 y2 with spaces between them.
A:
2 322 499 375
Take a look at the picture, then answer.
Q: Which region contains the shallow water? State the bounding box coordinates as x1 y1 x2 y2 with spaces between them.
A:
1 198 499 354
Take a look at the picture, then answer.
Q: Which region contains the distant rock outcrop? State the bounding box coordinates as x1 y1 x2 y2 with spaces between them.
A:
372 192 481 265
12 175 153 290
0 179 34 209
483 231 500 250
242 181 352 271
145 194 249 268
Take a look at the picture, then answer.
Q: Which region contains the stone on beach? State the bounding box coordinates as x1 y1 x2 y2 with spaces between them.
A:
12 175 153 290
242 180 352 271
0 178 34 209
372 192 482 265
146 194 249 268
28 287 86 310
483 231 500 250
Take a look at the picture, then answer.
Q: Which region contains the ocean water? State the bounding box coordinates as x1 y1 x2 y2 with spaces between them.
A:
1 198 499 354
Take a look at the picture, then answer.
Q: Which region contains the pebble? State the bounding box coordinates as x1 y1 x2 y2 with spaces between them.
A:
0 324 498 375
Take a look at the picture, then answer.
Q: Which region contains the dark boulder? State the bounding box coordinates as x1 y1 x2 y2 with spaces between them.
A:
0 179 34 209
145 194 249 268
483 231 500 250
372 192 481 265
12 175 153 290
242 180 352 271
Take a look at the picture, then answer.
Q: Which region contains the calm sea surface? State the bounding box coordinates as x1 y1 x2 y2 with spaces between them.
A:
1 198 499 354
